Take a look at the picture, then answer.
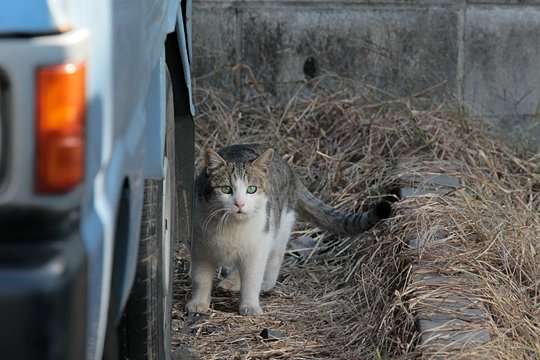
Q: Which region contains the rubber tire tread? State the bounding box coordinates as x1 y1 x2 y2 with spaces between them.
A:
119 68 176 360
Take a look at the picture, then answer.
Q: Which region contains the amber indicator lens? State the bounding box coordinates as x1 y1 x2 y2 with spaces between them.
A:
36 63 85 194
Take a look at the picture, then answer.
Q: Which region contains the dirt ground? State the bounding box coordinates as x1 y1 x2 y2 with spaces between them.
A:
171 82 539 359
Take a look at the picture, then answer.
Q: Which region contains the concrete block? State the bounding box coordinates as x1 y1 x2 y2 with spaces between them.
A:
419 295 487 321
400 187 442 198
192 1 460 98
399 174 460 198
399 186 452 198
191 5 238 89
412 276 492 346
468 0 540 4
493 115 540 152
423 174 460 187
418 318 491 345
463 7 540 117
241 6 459 98
197 0 458 3
192 1 540 147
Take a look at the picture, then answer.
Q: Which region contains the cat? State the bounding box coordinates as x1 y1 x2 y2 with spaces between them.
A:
186 144 391 316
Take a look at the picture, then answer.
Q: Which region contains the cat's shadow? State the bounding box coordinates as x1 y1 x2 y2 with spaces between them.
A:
210 283 279 313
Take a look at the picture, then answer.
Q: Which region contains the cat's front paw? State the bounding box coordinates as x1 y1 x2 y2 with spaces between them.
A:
185 300 210 314
239 303 263 316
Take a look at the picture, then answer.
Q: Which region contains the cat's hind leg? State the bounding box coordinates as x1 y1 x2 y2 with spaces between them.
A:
218 267 241 292
186 257 216 313
262 210 295 291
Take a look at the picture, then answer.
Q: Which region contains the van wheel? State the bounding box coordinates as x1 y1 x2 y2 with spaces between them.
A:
120 67 176 360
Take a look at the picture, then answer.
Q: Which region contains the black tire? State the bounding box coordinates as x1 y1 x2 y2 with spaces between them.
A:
119 67 177 360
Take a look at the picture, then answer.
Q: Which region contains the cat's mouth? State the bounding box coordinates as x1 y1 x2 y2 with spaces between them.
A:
232 208 249 216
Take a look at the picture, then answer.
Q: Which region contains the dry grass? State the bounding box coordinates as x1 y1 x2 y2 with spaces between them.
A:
172 77 540 359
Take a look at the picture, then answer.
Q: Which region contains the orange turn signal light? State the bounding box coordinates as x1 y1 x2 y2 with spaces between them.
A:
36 63 86 194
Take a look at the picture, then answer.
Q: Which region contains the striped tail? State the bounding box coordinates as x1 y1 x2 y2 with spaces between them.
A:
295 180 391 235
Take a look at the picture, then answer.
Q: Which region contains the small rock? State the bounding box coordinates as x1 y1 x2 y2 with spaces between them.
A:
186 312 208 325
178 326 194 335
259 328 286 341
172 319 183 332
202 326 224 335
289 236 317 257
171 345 197 360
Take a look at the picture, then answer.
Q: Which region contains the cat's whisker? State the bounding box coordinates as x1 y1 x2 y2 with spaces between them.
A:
202 206 228 233
216 211 231 236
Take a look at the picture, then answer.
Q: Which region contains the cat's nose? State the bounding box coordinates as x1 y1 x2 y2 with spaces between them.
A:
234 201 246 210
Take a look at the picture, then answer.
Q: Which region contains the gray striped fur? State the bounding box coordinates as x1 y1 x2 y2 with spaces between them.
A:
200 143 389 235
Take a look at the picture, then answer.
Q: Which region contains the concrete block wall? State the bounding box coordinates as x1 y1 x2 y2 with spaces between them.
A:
192 0 540 145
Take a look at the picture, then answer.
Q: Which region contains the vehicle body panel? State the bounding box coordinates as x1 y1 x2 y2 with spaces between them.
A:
0 0 72 34
0 0 193 359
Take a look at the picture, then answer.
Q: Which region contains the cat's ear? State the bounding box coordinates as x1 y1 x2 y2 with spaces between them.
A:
204 149 227 173
252 148 274 174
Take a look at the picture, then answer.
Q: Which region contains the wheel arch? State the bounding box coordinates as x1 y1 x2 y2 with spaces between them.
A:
108 179 134 326
165 20 195 248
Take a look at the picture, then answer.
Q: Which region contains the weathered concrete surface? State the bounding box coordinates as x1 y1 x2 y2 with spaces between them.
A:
463 7 540 117
192 0 540 147
193 1 459 99
191 5 238 91
463 6 540 147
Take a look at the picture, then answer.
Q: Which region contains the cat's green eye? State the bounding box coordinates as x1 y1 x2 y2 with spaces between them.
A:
220 186 233 194
246 185 257 194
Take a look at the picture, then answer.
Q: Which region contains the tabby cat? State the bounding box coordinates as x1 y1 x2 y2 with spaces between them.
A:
186 144 391 315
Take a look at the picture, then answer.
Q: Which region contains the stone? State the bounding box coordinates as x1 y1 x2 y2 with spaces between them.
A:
399 187 443 198
172 319 183 332
178 327 194 335
418 319 491 345
171 345 197 360
185 312 209 326
260 328 287 341
289 236 317 257
202 326 224 335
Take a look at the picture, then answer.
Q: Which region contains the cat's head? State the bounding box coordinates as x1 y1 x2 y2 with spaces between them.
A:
202 148 273 219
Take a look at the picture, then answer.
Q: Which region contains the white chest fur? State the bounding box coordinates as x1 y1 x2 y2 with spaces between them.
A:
196 204 273 266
